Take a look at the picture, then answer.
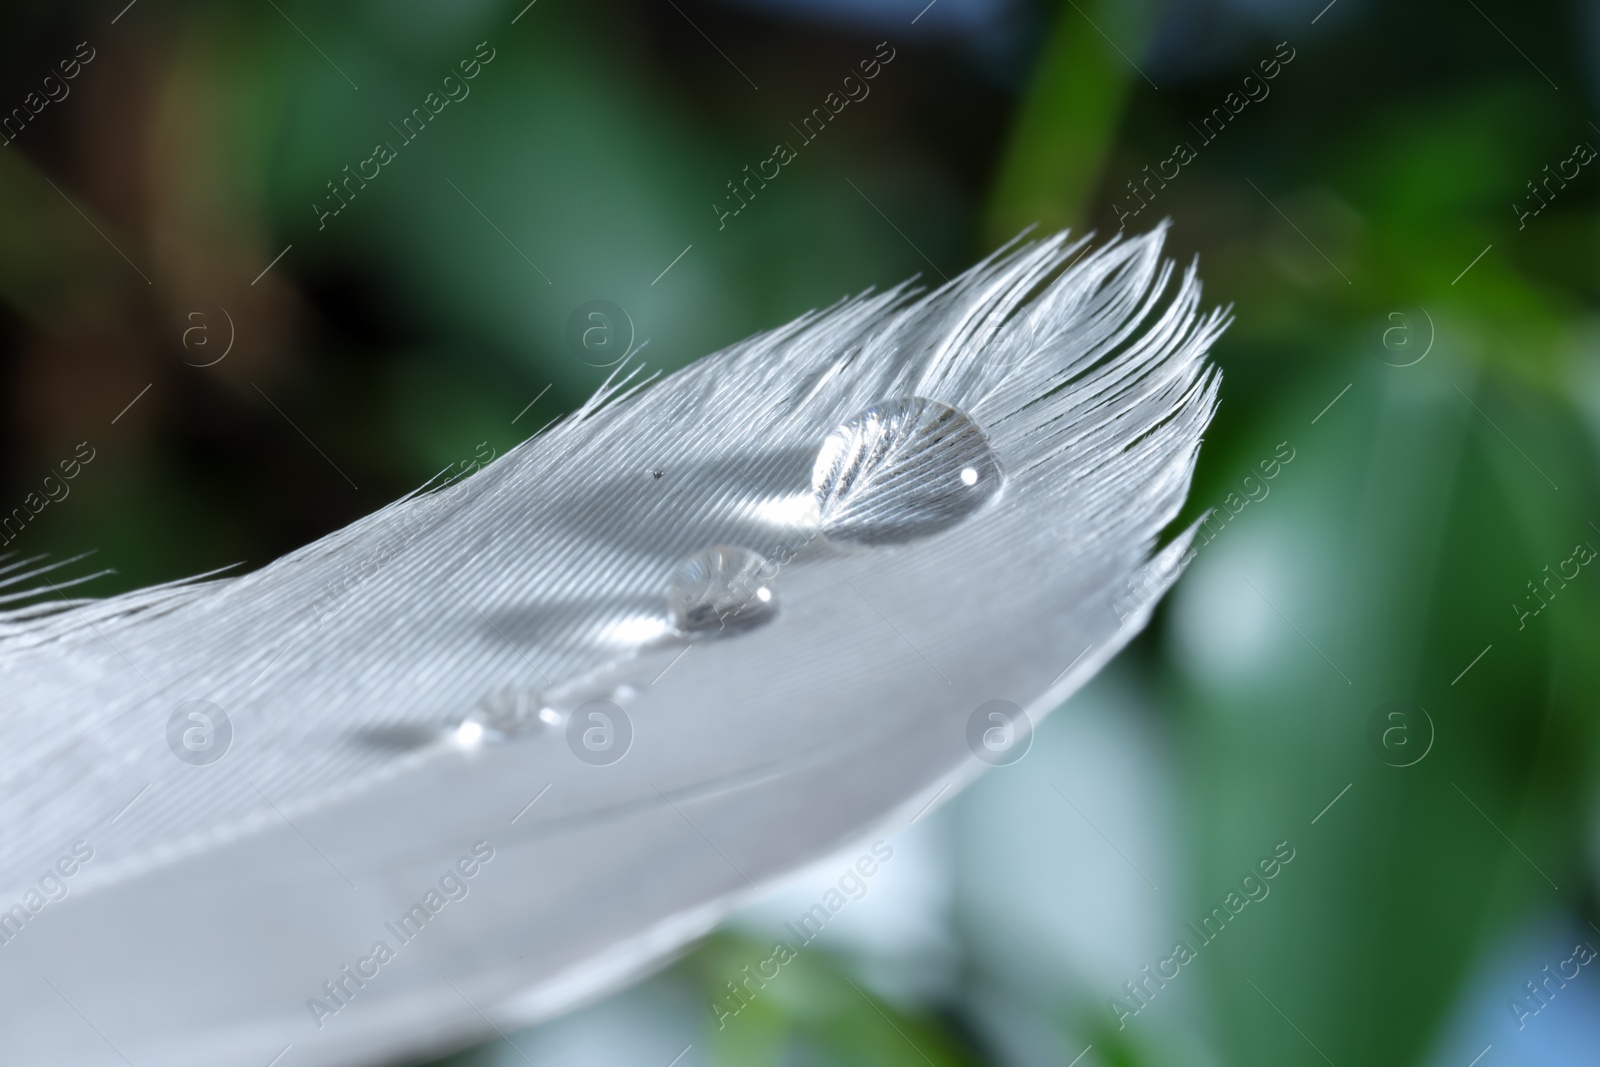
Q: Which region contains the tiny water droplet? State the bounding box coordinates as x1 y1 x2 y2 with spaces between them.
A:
459 685 547 741
668 545 779 638
812 397 1002 546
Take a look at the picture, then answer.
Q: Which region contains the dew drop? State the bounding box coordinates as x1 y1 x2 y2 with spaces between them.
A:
668 545 780 638
458 685 549 741
812 397 1002 546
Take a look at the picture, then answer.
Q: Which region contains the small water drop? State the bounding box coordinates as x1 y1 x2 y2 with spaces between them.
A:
459 685 546 741
668 545 779 638
812 397 1002 546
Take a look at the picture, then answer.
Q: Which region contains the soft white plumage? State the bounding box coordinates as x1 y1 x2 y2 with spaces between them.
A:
0 225 1224 1066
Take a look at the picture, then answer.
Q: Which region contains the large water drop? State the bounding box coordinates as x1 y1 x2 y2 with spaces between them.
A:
668 546 779 638
812 397 1002 546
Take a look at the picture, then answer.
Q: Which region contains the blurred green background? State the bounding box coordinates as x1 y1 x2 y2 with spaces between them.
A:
3 0 1598 1064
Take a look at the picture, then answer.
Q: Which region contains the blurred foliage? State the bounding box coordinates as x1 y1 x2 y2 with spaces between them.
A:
3 0 1599 1065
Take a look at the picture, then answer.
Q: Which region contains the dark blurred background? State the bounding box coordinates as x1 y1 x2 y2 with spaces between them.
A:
3 0 1599 1064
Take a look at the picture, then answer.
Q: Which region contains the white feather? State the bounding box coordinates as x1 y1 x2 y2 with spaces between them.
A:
0 226 1225 1066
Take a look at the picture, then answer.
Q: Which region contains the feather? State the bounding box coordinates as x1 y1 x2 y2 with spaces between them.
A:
0 225 1225 1067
